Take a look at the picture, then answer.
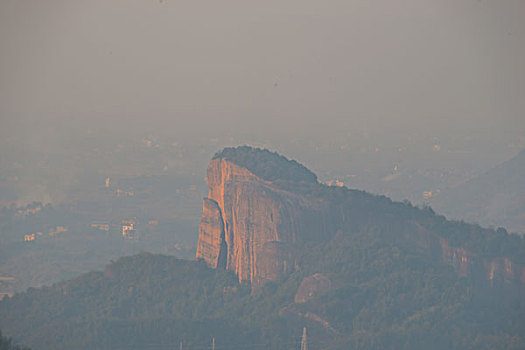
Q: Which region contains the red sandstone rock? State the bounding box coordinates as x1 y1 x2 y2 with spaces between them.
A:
196 158 324 288
196 154 525 289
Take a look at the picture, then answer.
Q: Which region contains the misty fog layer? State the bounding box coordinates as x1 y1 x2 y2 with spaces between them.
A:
1 0 524 140
0 0 524 229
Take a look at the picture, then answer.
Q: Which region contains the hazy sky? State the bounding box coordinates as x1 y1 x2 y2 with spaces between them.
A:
1 0 524 144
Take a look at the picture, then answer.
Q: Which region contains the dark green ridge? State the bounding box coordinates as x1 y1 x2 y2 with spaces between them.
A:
213 146 318 183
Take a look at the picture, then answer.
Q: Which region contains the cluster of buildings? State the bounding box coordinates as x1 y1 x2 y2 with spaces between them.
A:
90 219 140 240
90 223 110 231
49 226 68 237
325 179 345 187
121 220 137 239
24 232 42 242
25 217 154 243
423 189 440 200
24 226 69 242
16 204 43 216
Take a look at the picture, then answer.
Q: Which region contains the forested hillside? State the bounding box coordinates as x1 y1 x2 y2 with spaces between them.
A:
2 228 524 349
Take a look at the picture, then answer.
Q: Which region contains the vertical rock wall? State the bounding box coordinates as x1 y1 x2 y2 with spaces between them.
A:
196 158 331 288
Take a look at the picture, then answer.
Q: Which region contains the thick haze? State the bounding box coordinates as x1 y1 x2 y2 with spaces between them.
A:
1 0 525 303
1 0 524 143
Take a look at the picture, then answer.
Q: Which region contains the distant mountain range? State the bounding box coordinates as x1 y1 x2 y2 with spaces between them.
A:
1 147 524 350
431 148 525 233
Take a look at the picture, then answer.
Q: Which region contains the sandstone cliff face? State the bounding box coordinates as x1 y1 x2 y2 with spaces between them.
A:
439 237 525 283
196 158 331 288
408 222 525 284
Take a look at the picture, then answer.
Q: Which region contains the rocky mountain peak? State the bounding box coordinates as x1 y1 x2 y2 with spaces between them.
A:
197 147 525 290
196 148 330 289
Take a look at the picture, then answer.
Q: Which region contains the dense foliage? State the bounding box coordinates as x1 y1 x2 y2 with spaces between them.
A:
1 240 524 350
0 330 30 350
213 146 318 183
0 254 296 350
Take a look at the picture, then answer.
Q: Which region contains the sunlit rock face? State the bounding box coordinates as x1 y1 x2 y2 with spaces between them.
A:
196 157 331 289
439 238 472 277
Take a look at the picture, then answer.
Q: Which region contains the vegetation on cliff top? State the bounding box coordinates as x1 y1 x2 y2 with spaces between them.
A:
213 146 318 184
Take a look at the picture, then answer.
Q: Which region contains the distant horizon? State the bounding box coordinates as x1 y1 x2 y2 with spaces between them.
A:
1 0 524 148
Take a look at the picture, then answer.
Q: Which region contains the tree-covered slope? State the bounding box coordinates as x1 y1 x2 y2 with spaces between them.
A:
1 240 524 350
0 254 264 350
0 330 30 350
213 146 318 183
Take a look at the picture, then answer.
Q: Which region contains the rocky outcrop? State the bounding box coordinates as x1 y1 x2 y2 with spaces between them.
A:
196 147 525 289
196 198 226 269
439 238 472 277
485 257 525 284
439 237 525 283
196 157 332 288
295 273 332 303
407 221 525 284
